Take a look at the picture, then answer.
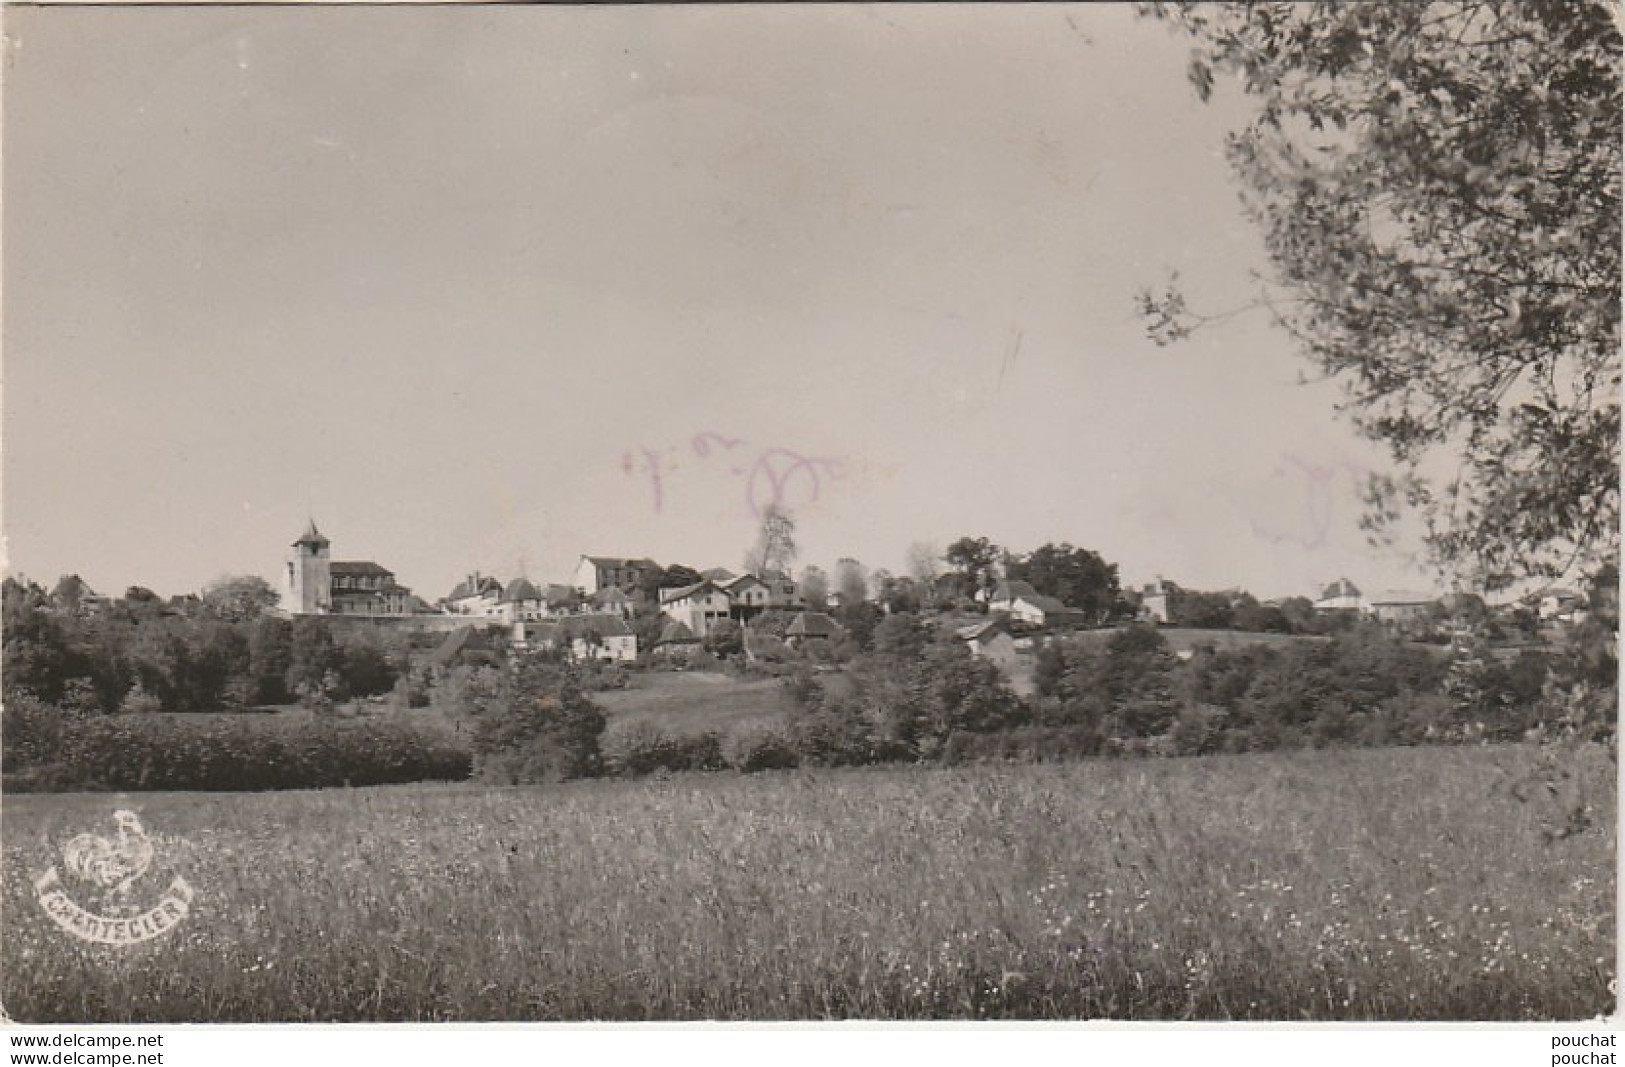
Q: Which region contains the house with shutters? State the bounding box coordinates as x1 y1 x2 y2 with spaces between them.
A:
574 555 661 598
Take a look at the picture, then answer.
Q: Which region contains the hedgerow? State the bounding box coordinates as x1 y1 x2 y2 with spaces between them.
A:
6 713 471 793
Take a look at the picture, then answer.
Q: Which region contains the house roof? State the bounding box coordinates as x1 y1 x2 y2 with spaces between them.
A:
53 574 98 599
560 613 634 639
1320 577 1362 600
956 619 1009 643
448 575 503 600
719 574 765 593
331 561 394 577
991 580 1041 603
429 625 503 668
701 567 738 582
593 586 634 606
583 556 659 571
1020 594 1075 615
543 584 578 606
787 612 843 638
1367 590 1437 607
661 580 724 604
501 577 541 603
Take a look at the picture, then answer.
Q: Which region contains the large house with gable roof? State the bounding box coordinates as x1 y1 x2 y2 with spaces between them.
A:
574 555 662 598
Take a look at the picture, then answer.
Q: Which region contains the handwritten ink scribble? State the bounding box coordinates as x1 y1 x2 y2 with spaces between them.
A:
624 433 844 517
1248 456 1369 550
690 432 744 459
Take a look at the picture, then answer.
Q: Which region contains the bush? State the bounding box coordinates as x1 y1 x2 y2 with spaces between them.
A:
721 723 801 773
465 658 606 785
601 722 726 777
31 714 471 792
940 725 1104 765
1 692 71 772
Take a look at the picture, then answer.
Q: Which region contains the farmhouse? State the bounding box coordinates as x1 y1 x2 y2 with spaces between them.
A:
516 614 638 662
717 574 771 621
1366 590 1438 624
660 580 735 638
785 611 844 647
957 618 1018 667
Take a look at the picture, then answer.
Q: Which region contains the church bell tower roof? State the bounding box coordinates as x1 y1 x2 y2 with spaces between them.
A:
293 519 330 548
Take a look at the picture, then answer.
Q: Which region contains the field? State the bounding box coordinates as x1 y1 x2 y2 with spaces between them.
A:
1 744 1613 1022
593 671 799 734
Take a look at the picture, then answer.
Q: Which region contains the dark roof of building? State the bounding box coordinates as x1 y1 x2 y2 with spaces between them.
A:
719 574 765 593
701 567 737 582
1319 577 1363 600
787 612 843 638
1022 594 1074 615
331 560 394 577
294 519 331 545
543 584 579 606
661 580 724 604
560 613 634 639
583 556 660 571
957 619 1010 643
501 577 541 604
593 586 634 605
448 574 503 600
991 580 1041 602
430 625 503 668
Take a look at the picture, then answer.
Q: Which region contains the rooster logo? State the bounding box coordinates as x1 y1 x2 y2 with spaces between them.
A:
62 810 155 898
35 809 193 946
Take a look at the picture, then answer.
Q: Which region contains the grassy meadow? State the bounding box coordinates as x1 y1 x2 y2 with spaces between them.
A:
1 744 1613 1022
593 671 798 734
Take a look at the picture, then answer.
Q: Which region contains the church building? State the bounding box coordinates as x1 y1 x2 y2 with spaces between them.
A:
283 521 417 616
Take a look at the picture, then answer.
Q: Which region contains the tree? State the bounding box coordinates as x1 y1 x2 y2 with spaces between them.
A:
834 557 869 606
744 504 798 577
872 570 922 615
465 656 606 783
201 574 280 622
905 542 944 606
798 565 829 610
1004 543 1121 622
1139 2 1620 593
945 536 1001 601
703 618 744 659
653 563 703 593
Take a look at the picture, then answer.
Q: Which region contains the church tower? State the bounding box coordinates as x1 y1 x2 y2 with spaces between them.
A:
285 520 332 615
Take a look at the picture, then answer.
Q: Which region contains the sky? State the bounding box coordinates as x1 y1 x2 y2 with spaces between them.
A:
3 3 1442 603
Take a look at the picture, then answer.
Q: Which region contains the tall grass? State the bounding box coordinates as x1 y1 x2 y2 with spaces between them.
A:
1 745 1612 1021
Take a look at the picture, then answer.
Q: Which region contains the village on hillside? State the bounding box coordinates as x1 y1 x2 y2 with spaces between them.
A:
187 518 1606 676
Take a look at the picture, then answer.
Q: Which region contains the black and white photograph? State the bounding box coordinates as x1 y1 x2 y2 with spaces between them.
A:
1 0 1617 1040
